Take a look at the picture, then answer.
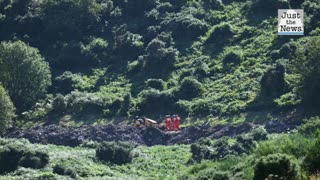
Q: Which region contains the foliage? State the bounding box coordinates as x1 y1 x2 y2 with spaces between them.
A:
96 141 135 165
143 32 179 77
254 133 311 158
0 84 15 135
298 116 320 136
191 135 257 162
291 36 320 109
250 127 268 141
0 143 49 174
247 0 289 17
145 79 165 90
196 168 230 180
253 153 300 180
0 41 51 111
53 158 90 178
303 132 320 174
41 0 104 41
138 89 173 116
177 77 203 100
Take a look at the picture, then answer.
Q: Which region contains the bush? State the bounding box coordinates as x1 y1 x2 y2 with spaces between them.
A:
202 0 223 10
260 64 285 98
96 141 135 165
160 7 209 39
0 143 49 174
0 84 15 135
253 154 300 180
0 144 25 174
53 164 77 178
19 151 49 169
205 23 233 45
145 79 165 90
223 51 242 66
254 133 310 158
247 0 289 17
177 77 203 100
291 36 320 109
33 172 58 180
53 158 89 178
191 135 258 162
0 41 51 111
298 116 320 136
144 32 178 76
196 168 231 180
250 127 268 141
138 89 174 115
303 132 320 173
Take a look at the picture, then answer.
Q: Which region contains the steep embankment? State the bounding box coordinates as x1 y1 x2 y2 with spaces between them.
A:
6 118 302 147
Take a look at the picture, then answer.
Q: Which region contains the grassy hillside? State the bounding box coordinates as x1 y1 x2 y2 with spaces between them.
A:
2 1 320 179
0 0 319 126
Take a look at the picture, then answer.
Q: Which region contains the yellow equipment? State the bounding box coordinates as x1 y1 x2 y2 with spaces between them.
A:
135 117 158 128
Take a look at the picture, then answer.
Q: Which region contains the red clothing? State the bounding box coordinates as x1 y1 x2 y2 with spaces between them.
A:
171 117 177 130
164 117 171 130
176 116 180 130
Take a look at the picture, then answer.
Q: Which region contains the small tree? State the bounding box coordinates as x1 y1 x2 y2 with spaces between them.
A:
177 77 203 100
253 153 300 180
0 84 15 135
96 141 135 165
0 41 51 111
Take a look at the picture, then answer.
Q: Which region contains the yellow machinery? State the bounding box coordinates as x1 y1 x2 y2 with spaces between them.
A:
135 117 158 128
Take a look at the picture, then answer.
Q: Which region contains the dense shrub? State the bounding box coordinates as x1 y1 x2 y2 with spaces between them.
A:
96 141 135 165
302 0 320 32
205 23 233 45
0 143 49 174
145 79 165 90
202 0 223 10
250 127 268 141
289 0 304 8
33 172 58 180
298 116 320 136
144 32 179 76
223 51 242 66
260 64 285 98
19 151 49 169
254 133 310 158
112 26 144 57
161 7 209 38
291 36 320 109
41 0 104 41
177 77 203 100
0 41 51 111
303 132 320 173
253 153 300 180
138 89 174 115
196 168 230 180
0 144 25 174
191 135 257 162
53 158 89 178
247 0 289 17
0 84 15 135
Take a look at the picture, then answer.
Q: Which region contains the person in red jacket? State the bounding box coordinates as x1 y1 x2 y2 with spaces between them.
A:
171 115 177 131
176 115 181 131
164 115 171 131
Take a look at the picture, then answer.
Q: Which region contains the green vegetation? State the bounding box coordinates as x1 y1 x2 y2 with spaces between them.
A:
0 0 318 122
96 141 135 165
0 41 51 112
0 140 49 174
1 0 320 179
0 84 15 135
